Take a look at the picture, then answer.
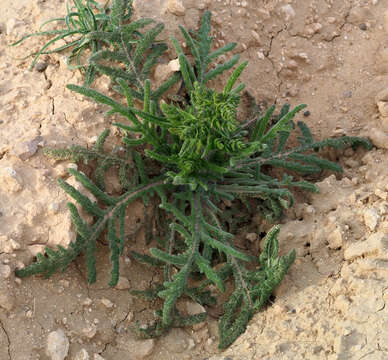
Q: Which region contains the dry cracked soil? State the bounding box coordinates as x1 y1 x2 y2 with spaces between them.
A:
1 0 388 359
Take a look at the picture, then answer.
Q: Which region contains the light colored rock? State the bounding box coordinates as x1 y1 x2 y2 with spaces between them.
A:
162 328 189 353
0 293 14 311
168 0 185 16
327 227 343 249
344 233 388 260
6 18 23 36
246 233 258 242
46 329 69 360
250 30 261 45
0 264 11 279
94 355 105 360
10 136 43 160
377 101 388 117
28 245 46 257
368 127 388 150
100 298 114 308
74 349 89 360
375 189 387 200
186 301 206 315
133 339 155 359
348 7 373 25
0 236 21 254
115 276 130 290
363 208 380 231
280 4 295 21
154 59 180 84
82 324 97 339
375 87 388 103
0 167 23 193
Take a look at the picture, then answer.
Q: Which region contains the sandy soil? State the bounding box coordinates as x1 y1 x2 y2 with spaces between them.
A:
1 0 388 359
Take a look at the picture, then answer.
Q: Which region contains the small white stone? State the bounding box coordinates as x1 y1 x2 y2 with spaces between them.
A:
168 0 185 16
0 167 23 193
94 355 105 360
115 276 130 290
251 30 261 44
82 324 97 339
100 298 114 308
327 228 343 249
0 264 11 279
168 58 180 72
186 301 206 316
28 245 46 257
82 298 93 306
375 189 387 200
125 311 134 323
246 233 258 242
74 349 89 360
46 329 69 360
132 339 155 359
11 136 42 160
363 208 380 231
280 4 295 21
344 232 388 260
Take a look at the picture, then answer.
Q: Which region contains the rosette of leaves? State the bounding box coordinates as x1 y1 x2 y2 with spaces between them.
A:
16 11 372 349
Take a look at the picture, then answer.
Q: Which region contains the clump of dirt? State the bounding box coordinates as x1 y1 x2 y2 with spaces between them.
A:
1 0 388 359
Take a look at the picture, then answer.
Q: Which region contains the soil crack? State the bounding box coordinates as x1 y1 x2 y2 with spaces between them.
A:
0 319 11 360
265 26 287 100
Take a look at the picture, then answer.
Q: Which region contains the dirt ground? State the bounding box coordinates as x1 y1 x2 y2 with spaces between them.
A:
1 0 388 359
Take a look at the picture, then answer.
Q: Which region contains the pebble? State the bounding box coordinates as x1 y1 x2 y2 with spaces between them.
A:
82 324 97 339
377 101 388 117
344 232 388 260
368 128 388 150
94 355 105 360
0 264 11 279
163 328 189 353
6 18 22 35
11 136 43 160
348 7 372 25
133 339 155 359
35 62 48 72
344 90 352 98
82 298 93 306
186 301 206 316
154 59 180 84
375 189 387 200
74 349 89 360
168 0 185 16
363 208 380 231
0 167 23 193
246 233 258 242
359 23 367 31
280 4 295 21
303 110 311 117
251 30 261 45
327 228 343 249
100 298 114 308
115 276 130 290
46 329 69 360
28 245 45 257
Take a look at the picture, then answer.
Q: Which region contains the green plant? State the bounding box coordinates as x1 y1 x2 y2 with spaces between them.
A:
15 11 372 349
